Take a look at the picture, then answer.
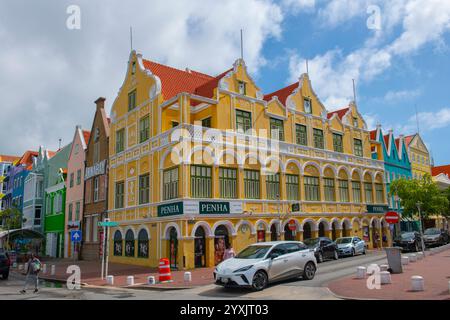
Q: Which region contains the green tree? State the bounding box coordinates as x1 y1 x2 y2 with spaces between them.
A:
443 187 450 218
0 206 23 250
389 174 449 220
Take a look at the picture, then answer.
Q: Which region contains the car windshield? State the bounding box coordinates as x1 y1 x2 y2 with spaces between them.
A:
424 228 440 235
235 245 272 259
303 238 320 247
399 233 415 240
336 238 352 244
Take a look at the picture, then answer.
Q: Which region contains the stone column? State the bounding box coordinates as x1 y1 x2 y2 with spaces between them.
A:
206 236 215 267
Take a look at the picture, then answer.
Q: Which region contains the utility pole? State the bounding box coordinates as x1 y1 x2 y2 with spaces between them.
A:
352 79 357 105
240 29 244 61
130 26 133 52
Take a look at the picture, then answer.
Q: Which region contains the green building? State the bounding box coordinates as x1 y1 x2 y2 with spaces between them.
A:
44 143 71 258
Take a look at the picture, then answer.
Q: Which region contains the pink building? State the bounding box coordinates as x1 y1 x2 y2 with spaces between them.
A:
64 126 90 258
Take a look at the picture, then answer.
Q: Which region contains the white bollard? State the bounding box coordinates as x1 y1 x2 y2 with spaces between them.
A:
409 254 417 262
356 266 367 279
127 276 134 286
417 252 424 260
184 272 192 283
401 256 409 265
380 271 392 284
411 276 424 291
51 265 56 275
106 275 114 285
147 276 156 285
380 264 389 272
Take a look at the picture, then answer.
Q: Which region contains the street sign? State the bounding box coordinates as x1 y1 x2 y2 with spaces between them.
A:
288 219 297 231
385 211 399 224
71 230 82 243
98 221 119 227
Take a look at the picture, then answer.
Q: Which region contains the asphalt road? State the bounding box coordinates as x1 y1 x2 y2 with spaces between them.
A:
0 251 386 300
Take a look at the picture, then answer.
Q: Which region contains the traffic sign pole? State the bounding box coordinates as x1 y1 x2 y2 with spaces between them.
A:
101 224 106 279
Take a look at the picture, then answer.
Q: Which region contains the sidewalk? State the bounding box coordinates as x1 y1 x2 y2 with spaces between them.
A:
12 259 215 290
327 248 450 300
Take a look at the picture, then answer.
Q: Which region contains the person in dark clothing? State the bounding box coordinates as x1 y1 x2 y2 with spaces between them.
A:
20 253 41 294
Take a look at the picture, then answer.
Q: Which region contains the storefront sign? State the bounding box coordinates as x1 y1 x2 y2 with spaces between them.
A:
67 221 80 229
366 205 389 214
157 202 184 217
85 159 107 180
199 201 243 215
291 203 300 213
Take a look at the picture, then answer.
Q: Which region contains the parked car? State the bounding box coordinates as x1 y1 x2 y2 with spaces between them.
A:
335 236 366 257
214 241 317 291
303 237 339 262
0 251 11 280
393 232 423 252
423 228 450 247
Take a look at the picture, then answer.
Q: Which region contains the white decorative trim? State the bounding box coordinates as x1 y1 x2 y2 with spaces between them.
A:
190 221 213 237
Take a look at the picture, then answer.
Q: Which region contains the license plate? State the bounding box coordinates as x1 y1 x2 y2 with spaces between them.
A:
219 277 229 283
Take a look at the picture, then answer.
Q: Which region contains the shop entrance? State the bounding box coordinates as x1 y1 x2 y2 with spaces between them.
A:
331 221 339 240
318 222 326 237
194 227 206 268
168 227 178 269
303 222 312 240
342 221 351 237
284 224 294 241
372 221 379 249
214 225 229 266
270 224 278 241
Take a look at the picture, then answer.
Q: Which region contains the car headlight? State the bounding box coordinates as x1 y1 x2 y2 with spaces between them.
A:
233 265 254 273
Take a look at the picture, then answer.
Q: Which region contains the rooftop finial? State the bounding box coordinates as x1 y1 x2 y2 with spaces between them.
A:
240 29 244 61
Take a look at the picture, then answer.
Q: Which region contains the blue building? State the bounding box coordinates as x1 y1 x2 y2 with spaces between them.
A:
370 126 415 232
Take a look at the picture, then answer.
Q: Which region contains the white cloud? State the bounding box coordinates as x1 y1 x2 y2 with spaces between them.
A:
282 0 316 13
384 89 421 102
289 0 450 110
0 0 283 154
393 108 450 134
363 113 381 131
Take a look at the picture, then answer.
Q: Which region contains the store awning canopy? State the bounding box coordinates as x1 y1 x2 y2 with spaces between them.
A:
0 228 44 240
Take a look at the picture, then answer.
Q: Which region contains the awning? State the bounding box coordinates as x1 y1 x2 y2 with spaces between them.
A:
0 228 44 239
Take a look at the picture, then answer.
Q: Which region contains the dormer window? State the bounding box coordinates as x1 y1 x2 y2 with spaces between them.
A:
94 128 100 142
304 98 312 114
238 81 246 95
353 117 358 127
132 61 136 75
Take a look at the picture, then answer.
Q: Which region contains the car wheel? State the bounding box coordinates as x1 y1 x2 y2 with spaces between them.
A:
317 252 324 263
252 271 268 291
303 262 316 280
333 250 339 260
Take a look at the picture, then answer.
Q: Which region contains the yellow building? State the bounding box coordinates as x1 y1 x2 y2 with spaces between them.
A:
403 133 432 180
107 51 390 269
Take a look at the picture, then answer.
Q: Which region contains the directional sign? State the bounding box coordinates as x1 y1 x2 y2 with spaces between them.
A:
385 211 399 224
98 221 119 227
71 230 82 243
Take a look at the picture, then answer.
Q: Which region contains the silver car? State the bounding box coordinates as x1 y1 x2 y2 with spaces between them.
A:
335 237 366 257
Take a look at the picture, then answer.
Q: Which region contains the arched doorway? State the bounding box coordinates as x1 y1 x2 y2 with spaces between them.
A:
303 222 312 240
319 222 326 237
372 220 379 249
214 225 229 265
137 229 149 258
256 223 266 243
342 220 351 237
194 227 206 268
125 230 135 257
113 230 123 256
284 224 294 241
270 224 278 241
331 221 339 240
168 227 178 269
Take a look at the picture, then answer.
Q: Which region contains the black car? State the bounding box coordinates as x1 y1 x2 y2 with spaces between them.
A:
423 228 450 247
0 251 11 280
303 237 339 263
393 232 423 252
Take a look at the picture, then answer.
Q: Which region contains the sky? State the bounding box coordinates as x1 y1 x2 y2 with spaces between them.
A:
0 0 449 165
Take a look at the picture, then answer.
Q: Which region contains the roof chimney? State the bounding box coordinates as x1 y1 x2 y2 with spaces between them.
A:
185 68 191 74
95 97 106 110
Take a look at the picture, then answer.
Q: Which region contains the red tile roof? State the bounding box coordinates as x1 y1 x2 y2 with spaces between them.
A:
263 82 298 105
395 138 400 151
18 151 38 166
82 130 91 146
403 134 414 147
142 60 214 100
383 135 390 148
432 165 450 177
327 107 350 120
369 130 377 141
194 68 233 99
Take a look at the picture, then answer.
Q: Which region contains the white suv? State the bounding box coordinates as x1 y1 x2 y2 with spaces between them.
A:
214 241 317 291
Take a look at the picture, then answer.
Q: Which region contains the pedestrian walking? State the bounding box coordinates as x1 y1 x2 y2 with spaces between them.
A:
20 253 41 294
223 243 235 261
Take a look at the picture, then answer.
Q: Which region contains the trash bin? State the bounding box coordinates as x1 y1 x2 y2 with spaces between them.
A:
384 247 403 274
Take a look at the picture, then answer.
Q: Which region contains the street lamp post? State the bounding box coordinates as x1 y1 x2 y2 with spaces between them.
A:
416 201 426 256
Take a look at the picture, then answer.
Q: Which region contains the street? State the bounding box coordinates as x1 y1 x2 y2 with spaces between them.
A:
0 251 386 300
